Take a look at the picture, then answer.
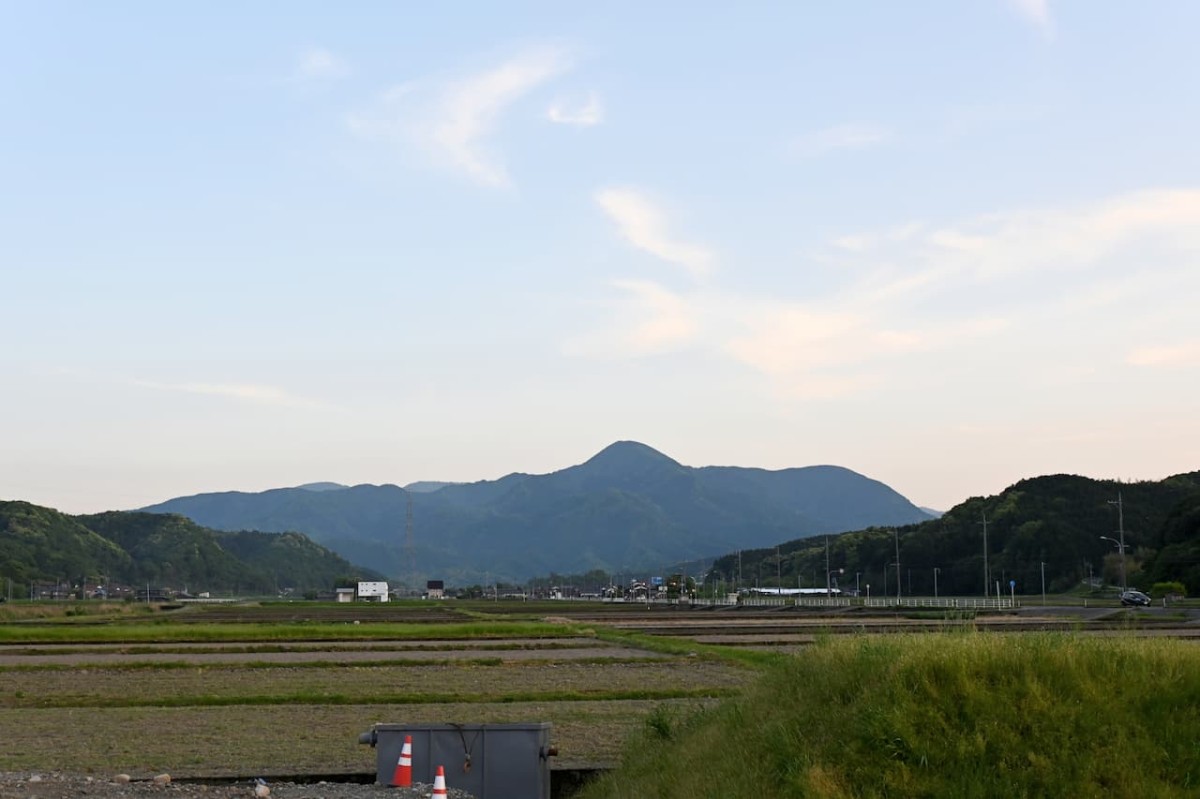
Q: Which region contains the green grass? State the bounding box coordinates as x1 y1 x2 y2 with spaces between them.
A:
580 633 1200 798
0 620 580 644
6 686 736 709
592 626 784 669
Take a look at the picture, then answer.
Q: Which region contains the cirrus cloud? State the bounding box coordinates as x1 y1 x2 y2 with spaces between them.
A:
348 47 572 187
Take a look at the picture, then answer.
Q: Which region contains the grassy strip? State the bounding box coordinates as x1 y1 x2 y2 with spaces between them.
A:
580 632 1200 798
8 686 736 709
0 657 501 672
0 655 664 673
0 620 584 644
592 626 783 669
1 639 603 656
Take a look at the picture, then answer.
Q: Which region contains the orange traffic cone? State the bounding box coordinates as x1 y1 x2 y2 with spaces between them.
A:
390 735 413 788
431 765 448 797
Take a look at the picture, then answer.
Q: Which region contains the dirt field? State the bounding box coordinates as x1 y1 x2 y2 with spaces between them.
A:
6 599 1185 789
0 608 746 780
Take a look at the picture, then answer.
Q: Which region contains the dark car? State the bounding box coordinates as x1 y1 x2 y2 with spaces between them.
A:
1120 590 1151 606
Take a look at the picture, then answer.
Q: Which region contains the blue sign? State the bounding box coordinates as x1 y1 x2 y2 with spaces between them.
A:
651 576 664 586
1009 580 1016 588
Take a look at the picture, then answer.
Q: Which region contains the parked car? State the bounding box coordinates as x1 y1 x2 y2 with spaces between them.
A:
1120 590 1151 606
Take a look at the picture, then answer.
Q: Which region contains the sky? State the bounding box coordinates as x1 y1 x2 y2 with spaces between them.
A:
3 1 1199 515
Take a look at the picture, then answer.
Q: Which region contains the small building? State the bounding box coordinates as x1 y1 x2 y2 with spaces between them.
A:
335 588 356 603
426 580 445 599
357 581 390 602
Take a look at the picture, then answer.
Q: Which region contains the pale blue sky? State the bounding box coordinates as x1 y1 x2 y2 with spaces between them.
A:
3 1 1199 514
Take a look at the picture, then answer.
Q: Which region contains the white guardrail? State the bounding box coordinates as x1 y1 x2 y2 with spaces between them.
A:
600 596 1018 609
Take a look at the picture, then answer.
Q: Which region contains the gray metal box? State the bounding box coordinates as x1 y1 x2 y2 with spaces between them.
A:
359 722 553 799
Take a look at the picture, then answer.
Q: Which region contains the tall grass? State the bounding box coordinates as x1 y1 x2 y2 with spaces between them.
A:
580 633 1200 798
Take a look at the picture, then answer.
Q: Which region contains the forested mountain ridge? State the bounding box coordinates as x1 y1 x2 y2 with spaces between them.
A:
0 502 380 595
139 441 934 584
713 471 1200 595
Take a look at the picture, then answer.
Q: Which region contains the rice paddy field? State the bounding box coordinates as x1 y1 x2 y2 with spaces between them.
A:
0 601 753 779
2 598 1198 797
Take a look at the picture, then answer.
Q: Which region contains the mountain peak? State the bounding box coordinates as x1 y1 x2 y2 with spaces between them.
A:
296 482 348 492
581 441 681 474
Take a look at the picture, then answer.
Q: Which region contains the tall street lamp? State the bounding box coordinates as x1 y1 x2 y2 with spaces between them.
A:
1100 536 1129 593
827 568 843 599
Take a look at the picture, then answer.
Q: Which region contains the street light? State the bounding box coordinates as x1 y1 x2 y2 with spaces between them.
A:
1100 536 1129 593
1107 493 1128 593
827 568 843 599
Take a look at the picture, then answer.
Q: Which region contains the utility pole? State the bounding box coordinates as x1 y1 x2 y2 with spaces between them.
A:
893 528 902 602
979 511 990 598
776 546 781 588
405 492 416 596
1108 492 1127 592
1040 561 1047 606
825 537 831 598
933 567 940 599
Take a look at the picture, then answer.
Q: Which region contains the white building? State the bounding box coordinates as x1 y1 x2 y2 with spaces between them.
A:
357 581 390 602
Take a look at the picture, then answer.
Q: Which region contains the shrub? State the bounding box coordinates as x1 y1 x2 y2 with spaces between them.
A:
1149 581 1186 598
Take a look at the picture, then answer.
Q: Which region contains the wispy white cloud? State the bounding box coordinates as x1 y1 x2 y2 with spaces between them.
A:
563 279 699 358
133 380 330 410
547 92 603 127
348 47 571 187
1127 342 1200 368
791 123 891 158
573 187 1200 401
595 188 714 277
1007 0 1055 40
297 47 350 80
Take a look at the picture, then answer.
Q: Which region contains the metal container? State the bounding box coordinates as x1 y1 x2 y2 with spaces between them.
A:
358 722 555 799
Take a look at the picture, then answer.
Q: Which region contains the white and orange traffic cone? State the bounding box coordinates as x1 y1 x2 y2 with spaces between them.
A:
431 765 448 797
390 735 413 788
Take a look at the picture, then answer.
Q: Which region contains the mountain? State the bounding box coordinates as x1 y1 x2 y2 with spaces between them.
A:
0 502 133 587
713 471 1200 596
139 441 933 584
404 481 459 493
0 501 380 594
296 482 348 492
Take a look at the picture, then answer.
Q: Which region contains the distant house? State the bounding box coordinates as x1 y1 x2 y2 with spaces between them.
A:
426 580 445 599
335 588 356 603
357 581 390 602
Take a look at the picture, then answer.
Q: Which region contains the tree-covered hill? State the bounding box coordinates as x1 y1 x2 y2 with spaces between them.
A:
0 502 133 589
712 471 1200 596
0 502 380 596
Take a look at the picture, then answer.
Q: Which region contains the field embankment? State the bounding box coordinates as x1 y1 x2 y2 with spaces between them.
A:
580 633 1200 798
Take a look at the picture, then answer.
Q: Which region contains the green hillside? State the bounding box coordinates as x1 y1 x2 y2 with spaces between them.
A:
0 503 380 596
715 471 1200 595
0 502 132 587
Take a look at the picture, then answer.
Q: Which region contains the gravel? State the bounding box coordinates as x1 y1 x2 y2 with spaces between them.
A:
0 773 475 799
